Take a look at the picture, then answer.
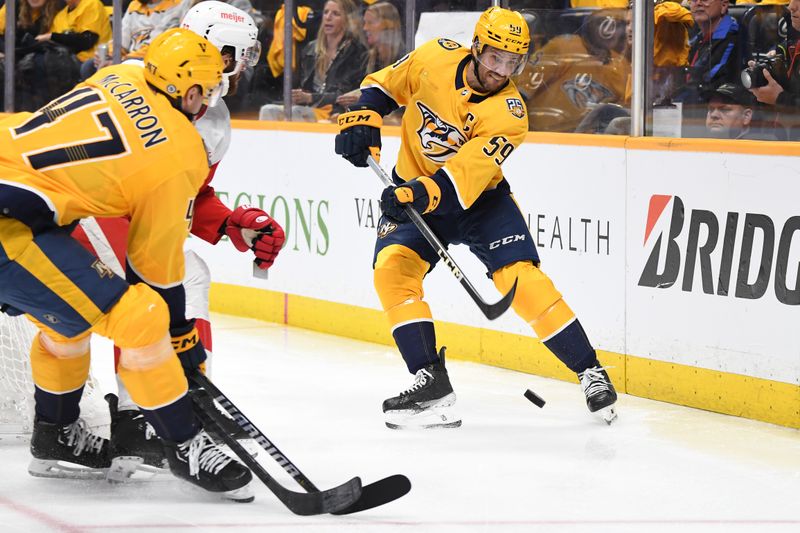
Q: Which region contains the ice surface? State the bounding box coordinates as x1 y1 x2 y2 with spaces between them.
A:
0 313 798 532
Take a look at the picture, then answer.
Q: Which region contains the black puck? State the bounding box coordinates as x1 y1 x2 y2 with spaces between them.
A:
524 389 545 408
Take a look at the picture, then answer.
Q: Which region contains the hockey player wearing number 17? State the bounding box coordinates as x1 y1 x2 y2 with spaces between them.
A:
335 6 618 428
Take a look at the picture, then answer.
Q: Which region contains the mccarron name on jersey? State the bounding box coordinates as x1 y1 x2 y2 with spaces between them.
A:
96 73 168 148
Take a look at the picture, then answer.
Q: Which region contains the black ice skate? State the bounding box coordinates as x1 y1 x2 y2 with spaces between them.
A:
105 394 169 482
383 348 461 430
578 365 618 424
29 416 111 480
163 429 254 502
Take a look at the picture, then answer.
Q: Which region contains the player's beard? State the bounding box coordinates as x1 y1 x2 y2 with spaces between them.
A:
470 57 507 95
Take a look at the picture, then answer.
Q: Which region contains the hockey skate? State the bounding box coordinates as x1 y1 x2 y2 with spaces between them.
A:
106 394 169 482
28 416 111 480
163 429 254 502
578 365 618 425
383 349 461 430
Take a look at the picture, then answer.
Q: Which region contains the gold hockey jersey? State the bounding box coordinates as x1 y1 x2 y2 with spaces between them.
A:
362 38 528 210
0 64 209 288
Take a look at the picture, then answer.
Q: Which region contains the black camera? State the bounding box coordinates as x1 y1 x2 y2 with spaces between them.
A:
741 55 785 89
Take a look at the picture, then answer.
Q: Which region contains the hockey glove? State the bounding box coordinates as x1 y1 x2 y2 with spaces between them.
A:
171 320 207 372
225 205 286 270
334 105 382 167
380 176 442 223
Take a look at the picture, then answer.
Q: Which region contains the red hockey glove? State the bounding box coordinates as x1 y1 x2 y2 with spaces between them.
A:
225 205 286 270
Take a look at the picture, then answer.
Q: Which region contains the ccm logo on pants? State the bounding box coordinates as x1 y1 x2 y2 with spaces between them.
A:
489 235 526 249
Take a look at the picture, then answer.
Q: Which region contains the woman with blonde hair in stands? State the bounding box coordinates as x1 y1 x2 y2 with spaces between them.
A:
0 0 62 55
336 2 404 112
363 2 403 73
259 0 367 122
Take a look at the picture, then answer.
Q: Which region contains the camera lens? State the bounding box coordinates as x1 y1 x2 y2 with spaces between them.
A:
741 69 754 89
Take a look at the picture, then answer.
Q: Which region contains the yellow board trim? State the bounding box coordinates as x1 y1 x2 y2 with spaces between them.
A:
210 282 799 429
229 120 800 157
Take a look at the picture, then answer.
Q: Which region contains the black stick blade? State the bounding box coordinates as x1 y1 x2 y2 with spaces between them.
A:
191 389 363 516
331 475 412 515
473 277 518 320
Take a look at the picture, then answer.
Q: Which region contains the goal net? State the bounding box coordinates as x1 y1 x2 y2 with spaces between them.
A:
0 314 109 436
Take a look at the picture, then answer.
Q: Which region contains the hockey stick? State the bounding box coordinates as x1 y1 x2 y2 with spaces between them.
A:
189 380 362 515
190 372 411 515
367 155 517 320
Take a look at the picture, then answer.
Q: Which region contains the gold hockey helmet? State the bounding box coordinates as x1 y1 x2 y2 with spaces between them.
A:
144 28 225 106
473 6 530 56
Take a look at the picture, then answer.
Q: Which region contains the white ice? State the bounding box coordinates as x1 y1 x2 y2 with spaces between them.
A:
1 313 798 532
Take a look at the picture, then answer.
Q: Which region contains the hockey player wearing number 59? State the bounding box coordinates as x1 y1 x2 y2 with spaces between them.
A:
335 7 618 428
0 28 255 500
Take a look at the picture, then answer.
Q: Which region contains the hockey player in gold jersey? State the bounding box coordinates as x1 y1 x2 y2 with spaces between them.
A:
335 7 618 428
0 28 254 500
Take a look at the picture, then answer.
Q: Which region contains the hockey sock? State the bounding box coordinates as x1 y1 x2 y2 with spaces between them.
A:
541 318 598 373
392 320 438 374
33 386 83 425
139 395 198 443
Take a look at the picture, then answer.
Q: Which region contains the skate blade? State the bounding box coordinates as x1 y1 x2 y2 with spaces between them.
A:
224 483 254 503
385 404 462 430
597 405 618 425
107 456 168 483
28 458 108 480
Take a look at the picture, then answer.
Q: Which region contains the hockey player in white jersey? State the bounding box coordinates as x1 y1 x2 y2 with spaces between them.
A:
71 1 286 481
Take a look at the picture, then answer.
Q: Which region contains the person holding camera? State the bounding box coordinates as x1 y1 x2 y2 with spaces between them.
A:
745 0 800 106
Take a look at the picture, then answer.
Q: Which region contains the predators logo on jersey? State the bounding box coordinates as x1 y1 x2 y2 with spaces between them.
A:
506 98 525 119
416 101 466 163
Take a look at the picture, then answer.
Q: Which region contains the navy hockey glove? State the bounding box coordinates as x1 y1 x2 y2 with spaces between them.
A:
225 205 286 270
335 105 382 167
380 176 442 223
171 320 207 372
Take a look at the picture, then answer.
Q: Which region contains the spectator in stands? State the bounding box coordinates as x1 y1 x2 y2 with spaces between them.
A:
748 0 799 108
519 8 629 133
37 0 111 63
82 0 192 79
676 0 742 134
0 0 87 111
744 0 800 138
259 0 366 122
575 0 693 134
0 0 61 57
335 1 403 111
705 82 778 139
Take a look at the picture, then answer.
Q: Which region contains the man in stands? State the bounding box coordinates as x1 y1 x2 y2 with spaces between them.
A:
677 0 743 134
705 82 778 139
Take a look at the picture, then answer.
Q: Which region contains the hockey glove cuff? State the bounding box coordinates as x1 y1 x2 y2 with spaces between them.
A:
170 320 207 372
335 105 382 167
380 176 442 223
225 205 286 270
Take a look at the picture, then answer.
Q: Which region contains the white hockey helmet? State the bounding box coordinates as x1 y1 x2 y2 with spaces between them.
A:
181 1 261 97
